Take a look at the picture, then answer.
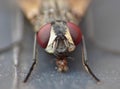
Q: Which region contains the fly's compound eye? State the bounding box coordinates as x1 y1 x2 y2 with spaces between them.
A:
67 22 82 45
37 23 51 48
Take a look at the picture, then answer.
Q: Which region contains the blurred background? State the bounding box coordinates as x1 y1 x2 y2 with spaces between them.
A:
0 0 120 89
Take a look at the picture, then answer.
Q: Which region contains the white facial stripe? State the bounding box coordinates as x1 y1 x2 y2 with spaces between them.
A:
45 26 57 53
65 26 76 52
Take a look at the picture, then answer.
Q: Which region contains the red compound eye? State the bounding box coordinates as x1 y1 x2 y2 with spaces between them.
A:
37 23 51 48
67 22 82 45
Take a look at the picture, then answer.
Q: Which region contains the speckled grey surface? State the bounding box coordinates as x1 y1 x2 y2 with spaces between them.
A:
86 0 120 52
1 1 120 89
16 22 120 89
0 9 13 49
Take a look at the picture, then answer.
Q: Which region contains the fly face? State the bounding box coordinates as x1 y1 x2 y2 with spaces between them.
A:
37 21 83 56
45 21 76 57
18 0 100 83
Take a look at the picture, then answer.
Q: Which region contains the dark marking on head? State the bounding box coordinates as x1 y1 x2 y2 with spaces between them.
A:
52 21 67 35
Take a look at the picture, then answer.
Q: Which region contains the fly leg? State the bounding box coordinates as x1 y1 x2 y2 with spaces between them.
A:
23 32 38 83
81 35 100 82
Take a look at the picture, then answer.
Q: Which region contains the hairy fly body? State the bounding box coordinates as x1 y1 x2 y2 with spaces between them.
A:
18 0 100 83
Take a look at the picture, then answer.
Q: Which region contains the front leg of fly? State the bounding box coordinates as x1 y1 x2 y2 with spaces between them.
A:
23 33 38 83
81 35 100 83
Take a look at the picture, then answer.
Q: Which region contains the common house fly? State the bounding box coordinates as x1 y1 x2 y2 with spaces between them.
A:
18 0 100 83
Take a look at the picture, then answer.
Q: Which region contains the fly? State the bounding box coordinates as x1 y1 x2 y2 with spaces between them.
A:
18 0 100 83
